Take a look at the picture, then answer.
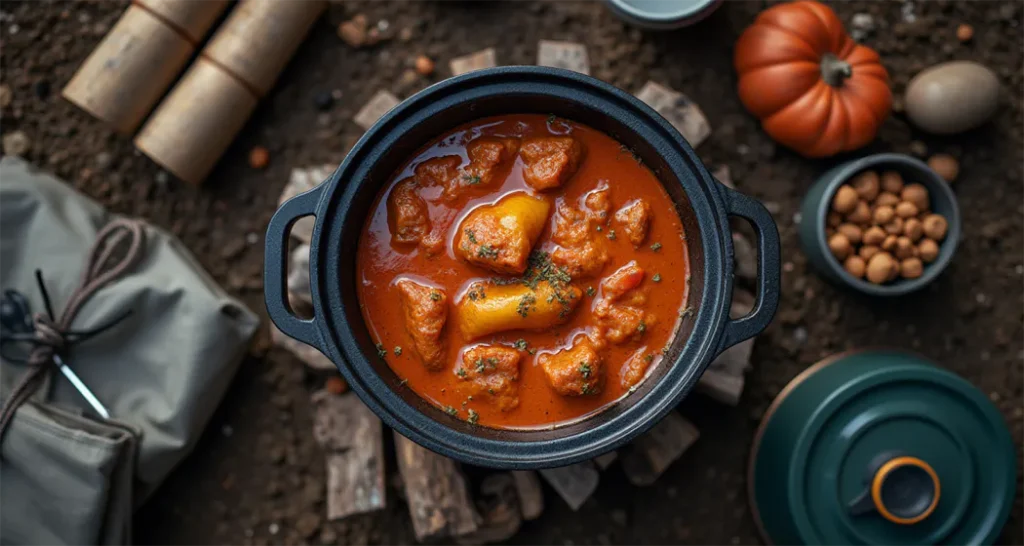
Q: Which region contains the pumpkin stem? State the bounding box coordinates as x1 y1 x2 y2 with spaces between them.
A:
821 54 853 87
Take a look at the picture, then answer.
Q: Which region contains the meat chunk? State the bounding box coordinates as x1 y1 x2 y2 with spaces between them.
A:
414 155 462 189
461 137 519 190
455 193 550 275
593 261 655 344
620 347 653 389
520 136 584 191
454 345 521 411
539 335 604 396
583 185 611 220
396 279 448 370
549 199 610 279
613 199 652 247
387 178 430 245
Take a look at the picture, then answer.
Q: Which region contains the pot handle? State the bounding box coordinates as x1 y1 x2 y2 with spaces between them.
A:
718 185 781 351
263 184 324 350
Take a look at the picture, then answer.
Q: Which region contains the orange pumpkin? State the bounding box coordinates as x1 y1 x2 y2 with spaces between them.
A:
734 1 892 157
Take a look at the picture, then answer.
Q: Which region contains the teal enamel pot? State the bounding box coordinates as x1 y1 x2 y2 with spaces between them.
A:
605 0 722 29
749 350 1016 545
799 153 961 296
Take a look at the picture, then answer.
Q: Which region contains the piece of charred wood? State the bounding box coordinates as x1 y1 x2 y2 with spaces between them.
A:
393 432 480 542
457 473 522 545
311 391 386 520
593 451 618 470
539 461 600 511
621 411 700 486
449 48 497 76
354 89 400 131
509 471 544 521
635 81 711 148
698 289 756 405
271 323 336 372
537 40 590 75
279 165 335 245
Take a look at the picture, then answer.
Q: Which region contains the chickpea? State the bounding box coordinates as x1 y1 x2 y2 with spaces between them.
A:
901 184 930 211
900 257 924 279
873 205 895 224
895 201 919 218
844 255 867 278
895 236 916 260
918 239 940 263
922 214 948 241
828 233 853 260
863 226 887 246
859 245 881 260
832 185 859 214
837 223 863 244
888 258 902 281
851 171 881 201
875 192 900 207
882 234 898 251
883 217 904 235
866 253 896 284
904 218 924 242
881 171 904 194
847 200 872 225
827 211 842 228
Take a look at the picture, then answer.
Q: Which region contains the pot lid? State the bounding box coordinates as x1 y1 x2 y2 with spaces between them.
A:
764 351 1016 545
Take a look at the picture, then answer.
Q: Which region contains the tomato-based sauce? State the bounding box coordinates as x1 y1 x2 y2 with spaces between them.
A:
356 114 689 429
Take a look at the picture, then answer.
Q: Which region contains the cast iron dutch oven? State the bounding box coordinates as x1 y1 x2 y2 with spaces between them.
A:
264 67 781 469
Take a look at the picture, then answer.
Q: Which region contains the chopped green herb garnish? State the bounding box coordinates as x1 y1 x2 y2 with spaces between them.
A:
628 385 638 394
376 343 387 359
487 357 499 367
468 409 480 424
644 353 654 363
586 286 596 297
477 244 499 260
394 346 403 356
528 348 536 355
462 174 482 185
399 378 409 386
456 368 468 378
650 242 662 252
596 225 603 232
680 306 694 319
444 405 458 416
547 114 557 123
652 273 662 283
516 294 537 318
429 291 441 301
464 229 478 244
488 388 496 395
467 285 486 301
514 339 529 351
661 346 670 355
608 230 617 240
637 322 647 334
581 383 594 395
474 357 485 373
579 362 592 379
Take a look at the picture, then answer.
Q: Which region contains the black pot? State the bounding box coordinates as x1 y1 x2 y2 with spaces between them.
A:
264 67 781 469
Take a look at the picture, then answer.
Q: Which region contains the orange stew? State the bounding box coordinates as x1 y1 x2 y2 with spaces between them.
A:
356 114 690 429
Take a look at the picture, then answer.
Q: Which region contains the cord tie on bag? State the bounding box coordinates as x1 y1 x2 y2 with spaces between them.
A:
0 218 146 442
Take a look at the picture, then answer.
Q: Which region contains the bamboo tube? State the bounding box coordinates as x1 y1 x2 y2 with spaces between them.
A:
61 1 230 134
203 0 326 97
135 0 326 184
133 58 258 185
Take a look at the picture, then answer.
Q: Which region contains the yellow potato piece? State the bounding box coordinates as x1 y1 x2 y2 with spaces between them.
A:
455 193 551 275
456 280 582 340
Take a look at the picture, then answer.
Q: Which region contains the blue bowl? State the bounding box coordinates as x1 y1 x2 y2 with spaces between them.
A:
798 153 961 296
605 0 723 30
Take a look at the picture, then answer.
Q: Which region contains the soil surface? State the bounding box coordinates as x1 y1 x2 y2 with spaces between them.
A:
1 1 1021 544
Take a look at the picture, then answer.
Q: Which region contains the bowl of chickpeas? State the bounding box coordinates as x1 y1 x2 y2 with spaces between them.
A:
798 153 961 296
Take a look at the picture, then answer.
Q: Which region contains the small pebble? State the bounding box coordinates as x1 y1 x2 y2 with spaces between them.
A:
398 27 413 42
909 141 928 157
927 154 959 182
956 23 973 42
2 130 31 156
793 327 808 345
331 89 343 101
414 55 435 76
221 424 233 437
377 19 389 32
269 523 280 535
338 20 366 48
0 84 10 108
313 91 334 111
249 146 270 169
326 376 348 394
851 13 874 31
95 151 112 170
246 232 259 245
155 170 170 188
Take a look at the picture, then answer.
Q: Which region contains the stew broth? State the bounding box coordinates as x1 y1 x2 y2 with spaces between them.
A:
356 114 690 429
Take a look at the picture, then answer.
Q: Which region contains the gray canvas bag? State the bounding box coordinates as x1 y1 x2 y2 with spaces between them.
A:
0 157 260 544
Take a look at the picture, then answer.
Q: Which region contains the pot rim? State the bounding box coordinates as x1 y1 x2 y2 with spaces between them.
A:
271 66 779 468
813 153 961 296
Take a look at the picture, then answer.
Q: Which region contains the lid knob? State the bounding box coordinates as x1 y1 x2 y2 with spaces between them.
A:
848 454 941 525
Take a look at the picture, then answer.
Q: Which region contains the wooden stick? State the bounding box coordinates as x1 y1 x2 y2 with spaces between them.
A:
311 391 386 520
698 289 756 405
621 411 699 486
136 0 231 43
393 433 480 541
457 473 522 545
539 461 599 511
593 451 618 470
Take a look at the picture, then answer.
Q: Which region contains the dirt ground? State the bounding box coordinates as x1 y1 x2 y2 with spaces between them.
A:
1 0 1021 544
